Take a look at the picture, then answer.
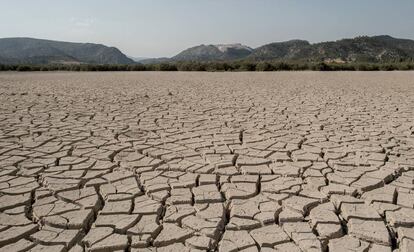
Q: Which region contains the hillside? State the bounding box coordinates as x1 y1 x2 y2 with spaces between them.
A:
0 37 134 64
249 35 414 62
248 40 312 61
172 43 252 61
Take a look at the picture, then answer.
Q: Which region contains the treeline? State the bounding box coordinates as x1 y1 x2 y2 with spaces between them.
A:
1 61 414 72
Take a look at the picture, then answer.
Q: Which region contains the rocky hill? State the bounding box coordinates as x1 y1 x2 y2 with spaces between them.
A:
249 35 414 62
172 43 253 61
247 40 312 61
0 37 134 64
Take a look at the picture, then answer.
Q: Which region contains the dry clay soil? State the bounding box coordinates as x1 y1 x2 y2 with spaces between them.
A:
0 71 414 252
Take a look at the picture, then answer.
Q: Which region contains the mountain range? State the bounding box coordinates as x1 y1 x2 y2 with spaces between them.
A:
146 35 414 64
1 35 414 65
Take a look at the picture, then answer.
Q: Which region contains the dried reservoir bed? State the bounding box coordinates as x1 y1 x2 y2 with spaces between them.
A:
0 72 414 251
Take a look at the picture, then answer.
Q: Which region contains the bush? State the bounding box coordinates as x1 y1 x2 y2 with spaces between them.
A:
176 62 206 71
152 63 177 71
311 62 332 71
176 62 193 71
16 65 32 71
204 62 232 72
274 62 294 71
256 62 273 71
238 62 256 71
380 64 397 71
356 64 377 71
398 63 414 70
70 65 81 71
1 61 414 72
127 64 146 71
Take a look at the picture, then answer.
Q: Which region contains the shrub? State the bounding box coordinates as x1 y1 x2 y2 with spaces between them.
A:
176 62 192 71
398 63 414 70
1 61 414 72
177 62 206 71
16 65 32 71
127 64 146 71
155 63 178 71
238 62 256 71
70 65 81 71
278 62 291 70
205 62 231 72
256 62 273 71
380 64 397 71
311 62 333 71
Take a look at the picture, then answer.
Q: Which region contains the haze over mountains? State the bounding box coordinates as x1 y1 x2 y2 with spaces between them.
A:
1 35 414 65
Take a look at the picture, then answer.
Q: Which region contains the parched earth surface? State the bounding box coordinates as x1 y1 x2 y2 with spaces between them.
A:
0 71 413 252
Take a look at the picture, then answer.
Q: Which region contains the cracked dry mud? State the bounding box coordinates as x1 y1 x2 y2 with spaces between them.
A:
0 71 413 252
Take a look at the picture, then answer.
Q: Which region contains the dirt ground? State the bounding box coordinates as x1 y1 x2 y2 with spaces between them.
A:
0 71 413 251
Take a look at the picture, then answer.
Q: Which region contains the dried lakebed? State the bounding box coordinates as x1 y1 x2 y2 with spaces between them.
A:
0 71 413 252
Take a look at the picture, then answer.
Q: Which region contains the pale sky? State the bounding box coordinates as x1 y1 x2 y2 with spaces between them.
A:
1 0 414 58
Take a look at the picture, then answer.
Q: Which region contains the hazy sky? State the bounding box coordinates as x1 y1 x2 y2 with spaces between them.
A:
1 0 414 57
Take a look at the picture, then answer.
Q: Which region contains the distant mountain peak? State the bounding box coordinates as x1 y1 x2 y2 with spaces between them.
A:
172 43 253 61
214 43 253 53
